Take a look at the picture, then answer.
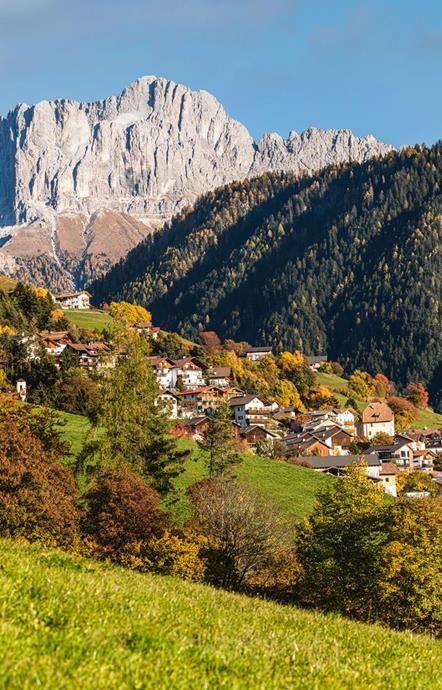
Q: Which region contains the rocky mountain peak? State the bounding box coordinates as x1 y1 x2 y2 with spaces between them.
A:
0 76 393 289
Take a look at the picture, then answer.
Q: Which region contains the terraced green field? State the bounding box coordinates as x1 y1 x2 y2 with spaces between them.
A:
0 539 440 690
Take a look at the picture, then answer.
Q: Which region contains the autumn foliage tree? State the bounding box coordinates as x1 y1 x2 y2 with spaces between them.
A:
373 373 391 398
0 403 80 545
346 370 375 401
82 467 165 561
378 497 442 636
387 396 418 431
108 301 152 324
404 382 429 409
190 478 287 590
295 464 390 619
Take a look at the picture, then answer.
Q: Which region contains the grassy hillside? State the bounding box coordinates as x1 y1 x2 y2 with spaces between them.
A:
56 410 92 459
55 410 332 523
0 274 17 292
63 308 112 332
0 539 440 690
316 371 442 429
170 438 333 523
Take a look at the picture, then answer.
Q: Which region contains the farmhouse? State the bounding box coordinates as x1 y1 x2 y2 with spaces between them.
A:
55 290 91 310
148 356 177 389
207 367 232 387
378 462 398 497
357 401 395 439
312 426 353 455
229 394 278 428
297 453 382 478
156 390 179 419
37 330 72 358
366 439 414 468
64 341 112 370
245 346 272 362
284 433 331 457
174 357 205 390
130 322 160 339
306 355 328 370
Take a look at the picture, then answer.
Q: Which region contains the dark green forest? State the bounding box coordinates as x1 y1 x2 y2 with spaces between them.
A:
91 144 442 403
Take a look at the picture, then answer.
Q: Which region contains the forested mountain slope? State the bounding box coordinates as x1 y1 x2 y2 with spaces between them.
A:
91 144 442 400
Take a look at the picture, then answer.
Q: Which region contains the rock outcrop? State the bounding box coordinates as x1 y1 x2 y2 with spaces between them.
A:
0 76 392 289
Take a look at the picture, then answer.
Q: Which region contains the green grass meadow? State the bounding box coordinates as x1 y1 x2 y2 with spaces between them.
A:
56 411 332 524
0 539 440 690
63 308 112 332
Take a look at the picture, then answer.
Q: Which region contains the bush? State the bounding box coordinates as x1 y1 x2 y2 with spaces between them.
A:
144 529 207 582
82 468 166 561
0 405 80 545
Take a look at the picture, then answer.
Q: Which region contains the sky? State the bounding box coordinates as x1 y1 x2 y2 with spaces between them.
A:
0 0 442 147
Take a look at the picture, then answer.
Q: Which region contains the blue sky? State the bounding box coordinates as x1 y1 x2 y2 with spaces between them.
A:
0 0 441 147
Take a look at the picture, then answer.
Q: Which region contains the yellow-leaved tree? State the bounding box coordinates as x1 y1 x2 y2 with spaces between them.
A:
109 301 152 325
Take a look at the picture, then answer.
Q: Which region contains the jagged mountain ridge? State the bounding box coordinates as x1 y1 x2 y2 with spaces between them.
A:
0 76 392 289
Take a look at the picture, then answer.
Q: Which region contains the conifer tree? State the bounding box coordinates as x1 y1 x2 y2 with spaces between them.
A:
198 401 241 478
82 335 189 495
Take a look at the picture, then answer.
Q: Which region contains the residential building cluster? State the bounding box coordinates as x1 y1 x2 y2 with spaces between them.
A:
9 318 442 498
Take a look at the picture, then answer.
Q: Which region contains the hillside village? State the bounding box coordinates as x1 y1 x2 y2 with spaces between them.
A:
0 280 441 646
2 282 441 502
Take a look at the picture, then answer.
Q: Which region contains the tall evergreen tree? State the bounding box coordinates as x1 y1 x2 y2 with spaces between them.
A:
82 336 189 495
198 401 241 478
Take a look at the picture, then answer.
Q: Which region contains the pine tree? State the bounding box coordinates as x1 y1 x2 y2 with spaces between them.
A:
83 336 189 495
198 401 241 478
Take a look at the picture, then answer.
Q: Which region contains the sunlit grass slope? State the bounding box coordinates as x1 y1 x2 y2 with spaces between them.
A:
0 540 440 690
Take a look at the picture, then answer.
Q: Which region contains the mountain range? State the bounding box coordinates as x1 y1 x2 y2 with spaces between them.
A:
0 76 391 290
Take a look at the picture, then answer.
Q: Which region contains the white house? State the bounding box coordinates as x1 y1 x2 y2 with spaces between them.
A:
174 357 205 390
16 379 27 402
157 390 179 419
130 322 160 339
366 439 414 468
333 408 356 435
207 367 232 387
148 357 178 389
357 402 395 439
306 355 328 370
229 394 278 428
245 347 272 362
302 411 341 433
37 331 72 361
55 291 91 310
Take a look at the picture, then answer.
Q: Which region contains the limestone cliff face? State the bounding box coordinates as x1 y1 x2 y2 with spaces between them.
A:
0 76 392 289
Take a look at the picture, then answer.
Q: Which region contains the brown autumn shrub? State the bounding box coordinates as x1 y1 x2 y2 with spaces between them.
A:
82 467 166 561
246 546 302 599
0 409 80 545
